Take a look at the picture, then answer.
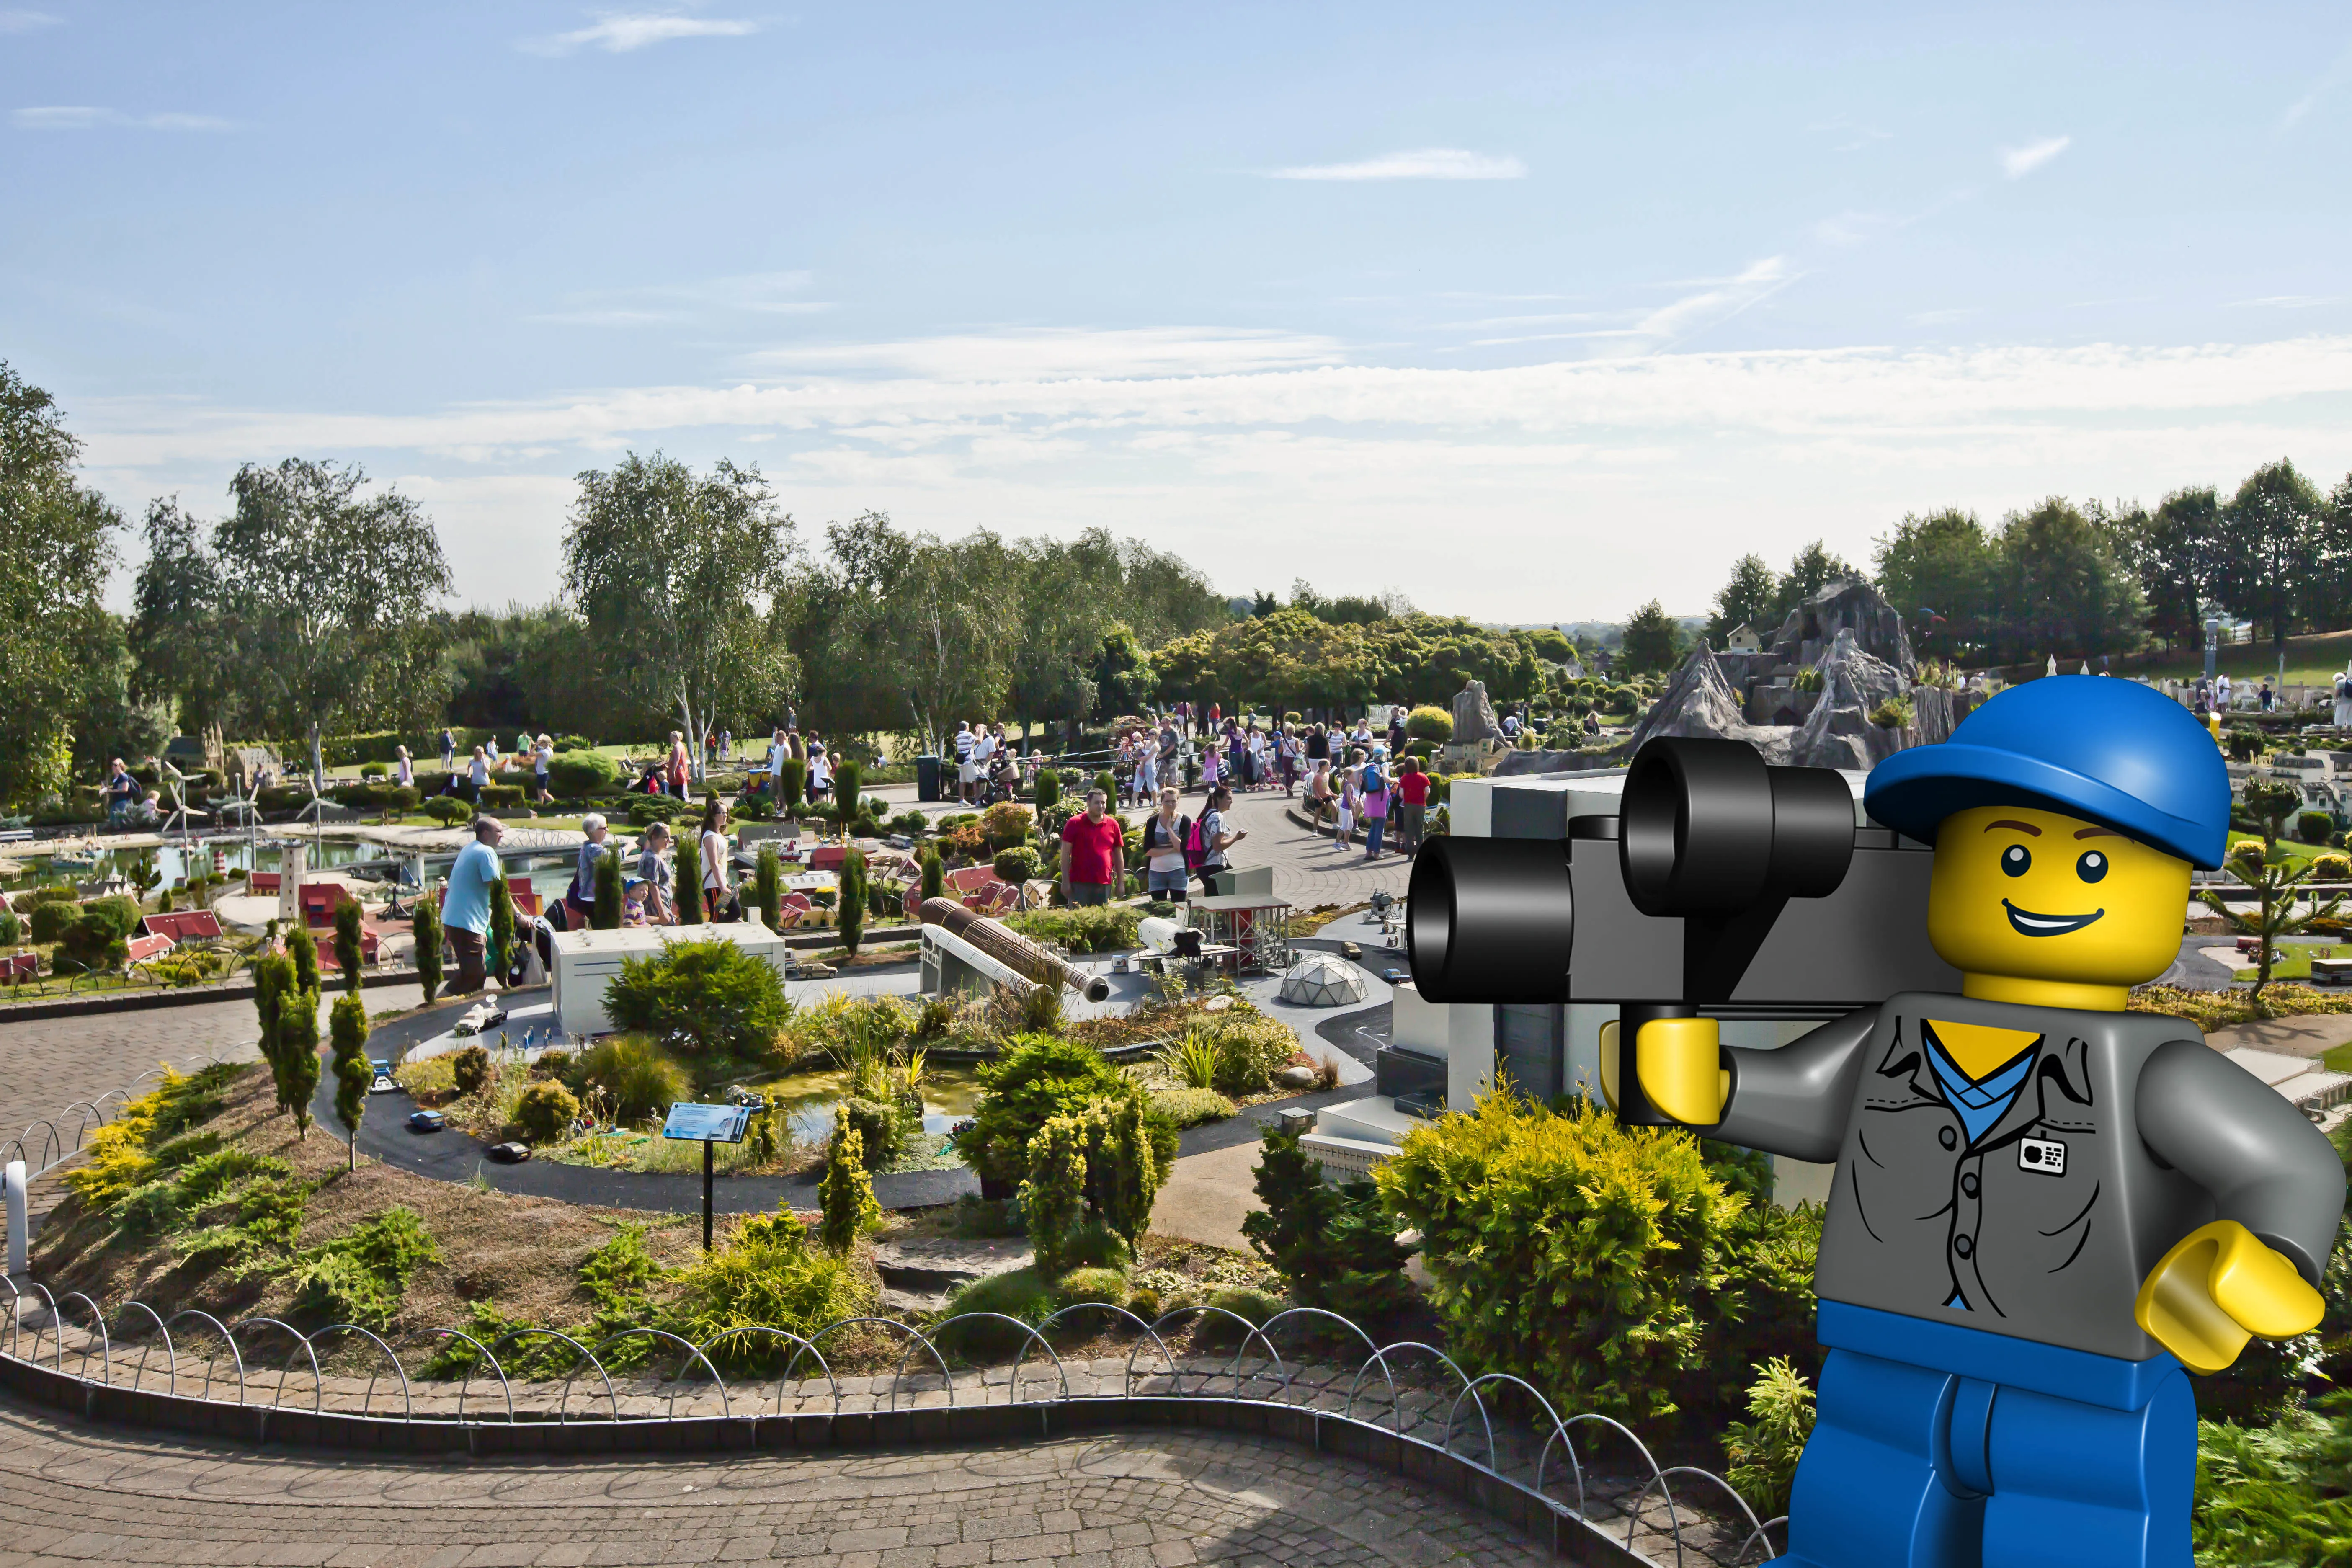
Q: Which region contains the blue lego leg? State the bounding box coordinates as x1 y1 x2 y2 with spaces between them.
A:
1767 1347 1983 1568
1981 1363 2195 1568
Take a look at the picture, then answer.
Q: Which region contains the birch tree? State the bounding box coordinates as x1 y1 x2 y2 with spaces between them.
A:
562 452 797 780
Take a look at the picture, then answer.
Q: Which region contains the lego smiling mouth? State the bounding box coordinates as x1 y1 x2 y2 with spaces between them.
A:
2003 901 2105 937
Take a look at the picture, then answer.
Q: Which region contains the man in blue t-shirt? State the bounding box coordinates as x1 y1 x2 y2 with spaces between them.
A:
441 816 505 995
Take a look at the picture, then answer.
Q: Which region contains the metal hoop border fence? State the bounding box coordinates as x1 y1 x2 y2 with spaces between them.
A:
3 1047 238 1178
1 1285 1785 1568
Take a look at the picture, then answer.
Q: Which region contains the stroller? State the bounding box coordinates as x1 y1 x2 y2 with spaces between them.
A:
977 753 1022 807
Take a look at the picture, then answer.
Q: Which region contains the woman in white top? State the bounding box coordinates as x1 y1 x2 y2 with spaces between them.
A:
699 798 737 921
394 745 413 788
808 743 833 809
467 745 490 800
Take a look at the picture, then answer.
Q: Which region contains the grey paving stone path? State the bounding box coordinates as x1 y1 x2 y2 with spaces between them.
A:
0 988 428 1169
0 1389 1551 1568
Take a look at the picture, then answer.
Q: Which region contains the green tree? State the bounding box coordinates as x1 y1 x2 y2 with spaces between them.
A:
488 875 515 984
833 758 864 835
1021 1113 1089 1277
288 921 320 996
919 848 944 905
253 951 294 1097
1089 622 1157 718
128 497 237 748
330 991 370 1171
1875 509 1991 657
279 984 322 1136
563 452 798 787
593 846 623 930
1705 554 1780 646
411 897 443 1005
2204 780 2342 1005
1242 1121 1415 1321
2213 460 2324 664
818 1105 881 1252
752 845 782 931
676 829 704 924
0 361 120 809
64 611 173 781
838 848 869 956
1769 539 1859 622
333 897 365 995
778 756 806 818
1620 600 1684 675
1988 498 2147 664
2098 491 2218 651
213 459 454 785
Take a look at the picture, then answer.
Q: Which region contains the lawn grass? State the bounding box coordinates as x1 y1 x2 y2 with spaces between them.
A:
2227 940 2352 983
2120 628 2352 689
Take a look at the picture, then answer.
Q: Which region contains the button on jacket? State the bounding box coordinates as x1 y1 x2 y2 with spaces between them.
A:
1713 992 2344 1362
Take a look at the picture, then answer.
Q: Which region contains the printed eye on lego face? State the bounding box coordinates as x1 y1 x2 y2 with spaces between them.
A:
1926 804 2189 986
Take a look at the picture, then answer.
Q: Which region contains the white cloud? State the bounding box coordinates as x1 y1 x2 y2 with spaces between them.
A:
2281 44 2352 129
748 327 1347 382
527 269 827 325
2000 135 2071 179
2228 295 2340 310
11 106 228 130
75 332 2352 619
1265 148 1526 181
523 11 759 56
0 9 58 31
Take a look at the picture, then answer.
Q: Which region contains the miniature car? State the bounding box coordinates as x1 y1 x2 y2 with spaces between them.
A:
406 1109 445 1132
368 1058 397 1093
486 1141 531 1163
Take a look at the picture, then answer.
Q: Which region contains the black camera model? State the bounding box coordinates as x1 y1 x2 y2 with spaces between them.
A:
1406 737 1957 1125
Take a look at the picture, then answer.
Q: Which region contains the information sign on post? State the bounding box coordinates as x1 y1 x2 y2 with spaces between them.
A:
662 1102 751 1250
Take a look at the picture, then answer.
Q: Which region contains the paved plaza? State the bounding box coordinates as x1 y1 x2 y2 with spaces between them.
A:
0 1392 1545 1568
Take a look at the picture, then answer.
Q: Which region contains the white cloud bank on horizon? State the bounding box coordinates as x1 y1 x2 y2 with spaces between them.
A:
71 331 2352 619
1266 148 1527 181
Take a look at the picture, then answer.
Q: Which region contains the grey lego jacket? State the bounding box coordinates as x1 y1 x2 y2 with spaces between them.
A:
1715 992 2347 1362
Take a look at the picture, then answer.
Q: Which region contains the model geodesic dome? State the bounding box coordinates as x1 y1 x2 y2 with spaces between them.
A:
1278 951 1366 1008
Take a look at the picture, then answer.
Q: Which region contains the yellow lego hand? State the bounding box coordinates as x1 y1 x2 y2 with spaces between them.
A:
2135 1220 2325 1374
1635 1017 1728 1127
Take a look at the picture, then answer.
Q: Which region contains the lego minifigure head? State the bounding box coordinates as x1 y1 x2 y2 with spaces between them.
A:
1926 803 2188 993
1866 676 2229 1009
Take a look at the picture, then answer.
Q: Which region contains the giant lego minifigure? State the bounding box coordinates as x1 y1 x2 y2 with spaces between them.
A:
1629 676 2344 1568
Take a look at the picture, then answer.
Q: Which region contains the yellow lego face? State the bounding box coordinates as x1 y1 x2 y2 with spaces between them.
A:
1927 804 2188 989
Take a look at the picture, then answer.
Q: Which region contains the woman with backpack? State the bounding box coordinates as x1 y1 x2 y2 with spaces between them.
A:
1192 784 1244 890
1142 786 1191 902
1359 753 1392 860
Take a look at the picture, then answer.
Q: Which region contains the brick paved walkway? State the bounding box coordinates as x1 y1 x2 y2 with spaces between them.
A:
0 988 425 1166
0 1390 1551 1567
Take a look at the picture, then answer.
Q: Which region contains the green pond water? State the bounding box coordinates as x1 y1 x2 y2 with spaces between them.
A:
746 1065 986 1143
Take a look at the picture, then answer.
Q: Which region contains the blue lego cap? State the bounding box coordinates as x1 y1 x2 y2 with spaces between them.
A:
1863 676 2230 867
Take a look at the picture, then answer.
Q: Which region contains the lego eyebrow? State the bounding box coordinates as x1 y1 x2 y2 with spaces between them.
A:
2074 827 2120 840
1983 819 2040 836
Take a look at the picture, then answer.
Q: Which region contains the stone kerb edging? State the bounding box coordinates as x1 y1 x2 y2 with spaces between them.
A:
0 1285 1779 1567
0 1347 1656 1568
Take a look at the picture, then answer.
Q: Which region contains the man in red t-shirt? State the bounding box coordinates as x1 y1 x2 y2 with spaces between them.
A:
1395 758 1432 856
1060 789 1127 906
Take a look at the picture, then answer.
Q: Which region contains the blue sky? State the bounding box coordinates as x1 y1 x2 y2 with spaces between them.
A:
8 3 2352 621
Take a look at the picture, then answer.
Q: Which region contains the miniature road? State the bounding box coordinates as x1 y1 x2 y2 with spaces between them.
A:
0 1391 1549 1568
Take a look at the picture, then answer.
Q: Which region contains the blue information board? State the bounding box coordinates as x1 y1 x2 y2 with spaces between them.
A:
662 1102 751 1143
